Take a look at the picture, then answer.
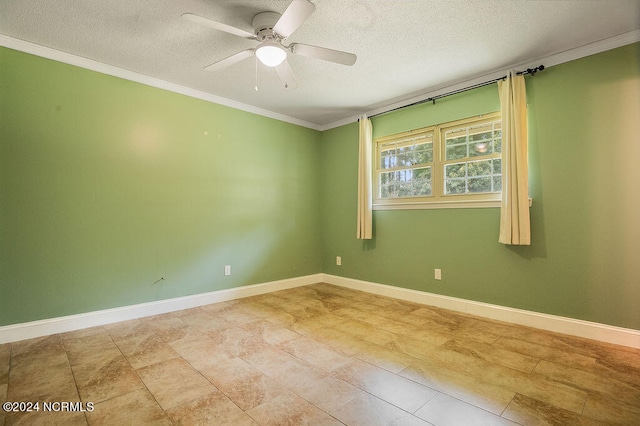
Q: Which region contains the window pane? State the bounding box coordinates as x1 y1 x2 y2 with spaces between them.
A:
380 149 396 169
494 137 502 153
413 167 432 196
398 181 412 197
446 179 466 194
445 135 467 146
467 159 492 177
469 130 492 142
397 146 412 167
468 177 492 193
470 141 492 157
380 184 391 198
445 163 466 179
493 176 502 192
493 158 502 175
380 171 393 185
414 142 433 164
446 144 467 160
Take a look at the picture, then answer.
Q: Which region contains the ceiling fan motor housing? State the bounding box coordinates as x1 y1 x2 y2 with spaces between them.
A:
252 12 282 41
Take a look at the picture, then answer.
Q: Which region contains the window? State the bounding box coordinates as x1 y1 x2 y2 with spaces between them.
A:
374 112 502 209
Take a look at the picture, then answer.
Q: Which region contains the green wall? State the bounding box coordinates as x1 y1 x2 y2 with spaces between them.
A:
2 43 639 331
321 43 640 330
0 47 322 326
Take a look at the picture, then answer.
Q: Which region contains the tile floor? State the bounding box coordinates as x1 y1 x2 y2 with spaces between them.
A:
1 283 639 425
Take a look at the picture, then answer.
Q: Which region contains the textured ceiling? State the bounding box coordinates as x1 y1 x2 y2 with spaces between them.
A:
1 0 639 128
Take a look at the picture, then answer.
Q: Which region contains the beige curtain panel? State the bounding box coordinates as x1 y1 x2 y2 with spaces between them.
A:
357 114 373 239
498 71 531 245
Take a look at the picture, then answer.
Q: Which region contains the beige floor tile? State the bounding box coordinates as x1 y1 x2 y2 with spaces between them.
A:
295 375 363 414
493 336 598 371
399 360 516 415
167 392 257 425
333 358 437 413
332 392 431 426
63 333 121 368
9 335 66 367
415 392 517 425
442 339 540 373
1 382 7 425
333 307 420 336
215 304 271 326
60 326 107 341
196 356 285 411
116 334 179 369
3 283 638 426
246 391 342 426
289 320 365 357
240 319 300 345
165 326 216 358
502 393 606 426
351 338 418 374
240 338 298 374
8 353 79 403
532 359 640 409
582 392 640 425
199 300 233 314
463 361 588 414
103 319 153 342
175 307 236 334
233 301 298 327
262 357 328 394
140 312 190 342
175 338 232 371
3 409 88 425
383 334 475 370
137 357 218 410
72 355 144 403
86 389 170 425
277 335 353 372
1 343 11 385
205 324 255 357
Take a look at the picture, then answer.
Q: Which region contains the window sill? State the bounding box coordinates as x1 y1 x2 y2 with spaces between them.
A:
372 198 533 211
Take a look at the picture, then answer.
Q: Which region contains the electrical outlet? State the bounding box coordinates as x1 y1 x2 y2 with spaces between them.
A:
224 265 231 276
336 256 342 266
434 268 442 280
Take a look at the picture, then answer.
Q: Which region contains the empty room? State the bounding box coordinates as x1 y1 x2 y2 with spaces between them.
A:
1 0 639 425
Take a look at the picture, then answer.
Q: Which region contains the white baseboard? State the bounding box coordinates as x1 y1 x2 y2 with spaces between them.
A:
0 274 322 344
321 274 640 350
3 273 638 349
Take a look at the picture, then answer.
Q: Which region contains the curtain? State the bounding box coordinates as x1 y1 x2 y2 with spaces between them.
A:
498 71 531 245
357 114 373 239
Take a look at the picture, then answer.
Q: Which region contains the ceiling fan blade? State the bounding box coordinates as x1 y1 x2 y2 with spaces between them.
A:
204 49 255 72
182 13 255 39
273 0 315 38
290 43 357 66
275 60 298 89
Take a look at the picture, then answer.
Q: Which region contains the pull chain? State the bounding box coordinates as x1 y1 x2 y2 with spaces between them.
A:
255 55 259 91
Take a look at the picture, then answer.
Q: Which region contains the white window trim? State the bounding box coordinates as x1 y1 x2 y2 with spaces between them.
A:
373 197 532 211
373 112 517 210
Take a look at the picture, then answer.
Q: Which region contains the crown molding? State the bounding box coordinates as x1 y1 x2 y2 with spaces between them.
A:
0 35 323 131
319 29 640 131
2 29 638 132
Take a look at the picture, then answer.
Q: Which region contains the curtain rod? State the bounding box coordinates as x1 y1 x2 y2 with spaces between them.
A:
368 65 545 119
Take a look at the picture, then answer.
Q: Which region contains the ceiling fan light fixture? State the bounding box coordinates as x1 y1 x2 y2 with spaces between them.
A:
255 41 287 67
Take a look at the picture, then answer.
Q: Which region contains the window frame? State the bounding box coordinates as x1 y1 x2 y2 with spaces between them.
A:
373 112 503 210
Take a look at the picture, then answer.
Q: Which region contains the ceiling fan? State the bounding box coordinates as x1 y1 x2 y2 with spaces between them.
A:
182 0 357 89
